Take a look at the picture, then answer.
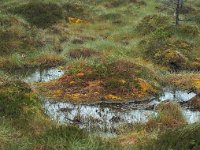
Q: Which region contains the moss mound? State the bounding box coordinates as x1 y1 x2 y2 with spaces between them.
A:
14 2 64 28
141 28 198 70
37 59 157 102
154 50 188 71
136 15 170 35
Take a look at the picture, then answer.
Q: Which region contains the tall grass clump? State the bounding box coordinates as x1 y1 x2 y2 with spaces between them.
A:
146 102 186 131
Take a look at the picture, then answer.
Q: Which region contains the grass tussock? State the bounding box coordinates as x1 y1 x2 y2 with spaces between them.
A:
146 102 186 132
13 2 64 28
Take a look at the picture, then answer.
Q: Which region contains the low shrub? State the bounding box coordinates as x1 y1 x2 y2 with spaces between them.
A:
194 13 200 25
105 0 146 8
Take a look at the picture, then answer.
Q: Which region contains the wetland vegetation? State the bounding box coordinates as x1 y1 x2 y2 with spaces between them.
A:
0 0 200 149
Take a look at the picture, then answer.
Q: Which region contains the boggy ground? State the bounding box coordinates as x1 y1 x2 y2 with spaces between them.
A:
0 0 200 149
20 0 198 103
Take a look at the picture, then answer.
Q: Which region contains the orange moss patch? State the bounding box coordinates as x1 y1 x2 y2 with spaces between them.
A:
36 59 158 102
36 76 156 102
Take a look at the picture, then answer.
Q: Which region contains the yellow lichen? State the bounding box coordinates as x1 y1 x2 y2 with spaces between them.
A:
64 93 81 100
68 17 85 24
104 94 121 100
120 79 126 84
193 78 200 90
69 81 75 85
49 90 63 98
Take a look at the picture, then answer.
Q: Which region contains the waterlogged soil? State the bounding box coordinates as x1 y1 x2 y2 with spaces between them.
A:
12 67 200 134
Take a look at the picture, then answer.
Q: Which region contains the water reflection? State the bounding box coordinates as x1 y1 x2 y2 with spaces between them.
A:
44 100 155 133
44 100 200 133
